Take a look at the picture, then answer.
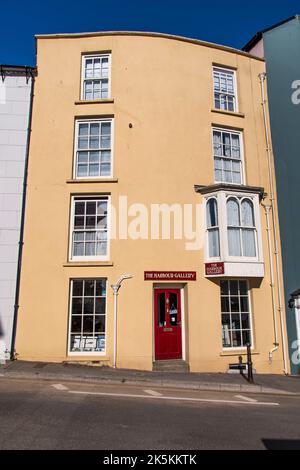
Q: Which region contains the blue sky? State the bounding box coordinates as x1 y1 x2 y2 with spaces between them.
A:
1 0 299 66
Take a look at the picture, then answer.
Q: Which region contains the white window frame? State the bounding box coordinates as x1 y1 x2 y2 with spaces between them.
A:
73 118 114 180
68 278 108 356
69 195 111 262
212 127 245 185
213 66 238 113
220 279 254 351
81 53 111 101
204 191 263 264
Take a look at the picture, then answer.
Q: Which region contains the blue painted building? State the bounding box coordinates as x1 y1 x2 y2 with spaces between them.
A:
244 16 300 374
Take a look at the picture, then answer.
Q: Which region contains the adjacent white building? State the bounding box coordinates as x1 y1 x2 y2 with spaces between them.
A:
0 65 35 360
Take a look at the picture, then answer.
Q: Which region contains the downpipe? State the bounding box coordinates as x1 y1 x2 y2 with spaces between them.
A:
259 72 289 374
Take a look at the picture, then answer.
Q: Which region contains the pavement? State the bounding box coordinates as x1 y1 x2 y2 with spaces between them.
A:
1 377 300 449
1 360 300 396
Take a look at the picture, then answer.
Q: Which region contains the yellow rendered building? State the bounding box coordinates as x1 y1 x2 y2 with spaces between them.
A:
15 31 289 374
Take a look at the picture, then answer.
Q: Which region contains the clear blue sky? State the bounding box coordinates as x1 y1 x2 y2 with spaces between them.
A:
1 0 299 66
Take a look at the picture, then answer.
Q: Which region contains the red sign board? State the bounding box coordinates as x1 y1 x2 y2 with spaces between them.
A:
205 262 225 276
144 271 197 281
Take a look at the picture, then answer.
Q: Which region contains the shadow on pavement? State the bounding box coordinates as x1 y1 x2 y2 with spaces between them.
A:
262 439 300 450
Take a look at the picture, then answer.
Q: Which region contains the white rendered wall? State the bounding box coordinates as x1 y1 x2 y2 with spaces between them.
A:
0 75 31 359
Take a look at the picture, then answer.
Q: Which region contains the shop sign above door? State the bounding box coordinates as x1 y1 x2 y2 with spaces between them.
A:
144 271 197 281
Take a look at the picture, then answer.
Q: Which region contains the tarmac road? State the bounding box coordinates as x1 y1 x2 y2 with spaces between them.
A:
0 377 300 450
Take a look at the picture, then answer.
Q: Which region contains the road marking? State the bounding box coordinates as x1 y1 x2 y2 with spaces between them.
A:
51 383 68 391
235 395 258 403
68 390 279 406
144 389 163 397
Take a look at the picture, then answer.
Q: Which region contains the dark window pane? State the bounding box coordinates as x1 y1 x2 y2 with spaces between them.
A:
231 314 241 330
72 298 82 315
83 316 94 333
75 202 85 215
95 298 106 314
86 216 96 228
169 293 178 326
84 298 94 314
221 296 229 313
240 296 249 312
158 293 165 327
84 280 95 297
241 313 250 329
231 330 242 347
230 296 240 312
242 330 251 346
239 281 248 295
86 202 96 215
71 316 82 333
96 280 106 296
230 281 238 295
222 314 231 328
95 315 106 332
220 281 229 295
72 280 83 297
74 216 84 228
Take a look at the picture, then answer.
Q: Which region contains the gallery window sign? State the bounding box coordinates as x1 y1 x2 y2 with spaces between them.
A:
205 262 224 276
144 271 197 281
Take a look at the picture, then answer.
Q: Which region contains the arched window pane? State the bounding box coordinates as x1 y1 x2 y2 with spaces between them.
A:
227 198 240 226
207 199 218 228
241 199 254 227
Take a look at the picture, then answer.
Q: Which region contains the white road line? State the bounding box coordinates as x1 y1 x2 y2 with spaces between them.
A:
51 383 68 391
68 390 279 406
144 389 163 397
235 395 258 403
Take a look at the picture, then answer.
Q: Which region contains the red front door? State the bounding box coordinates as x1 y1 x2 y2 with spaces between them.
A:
154 289 182 360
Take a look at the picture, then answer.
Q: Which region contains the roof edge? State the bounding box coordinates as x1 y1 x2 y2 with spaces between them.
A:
0 65 37 76
243 15 298 52
34 30 265 61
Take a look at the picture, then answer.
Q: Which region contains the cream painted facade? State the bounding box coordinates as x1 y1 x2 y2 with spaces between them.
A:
15 32 289 374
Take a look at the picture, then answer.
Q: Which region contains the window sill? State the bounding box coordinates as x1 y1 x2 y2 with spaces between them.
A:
220 350 260 357
66 178 118 184
75 99 114 105
211 108 245 118
63 261 114 267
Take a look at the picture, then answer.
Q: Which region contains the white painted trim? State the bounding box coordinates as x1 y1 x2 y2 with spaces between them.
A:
73 118 114 180
67 278 108 356
221 279 255 351
68 194 111 262
212 126 245 186
80 53 111 101
212 66 238 113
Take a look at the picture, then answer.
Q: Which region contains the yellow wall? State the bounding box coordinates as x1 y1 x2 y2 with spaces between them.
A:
15 32 288 373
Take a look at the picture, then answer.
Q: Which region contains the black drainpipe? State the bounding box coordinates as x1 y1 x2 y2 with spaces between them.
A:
10 69 36 360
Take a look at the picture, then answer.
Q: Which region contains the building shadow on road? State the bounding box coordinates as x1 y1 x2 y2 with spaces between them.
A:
262 439 300 450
